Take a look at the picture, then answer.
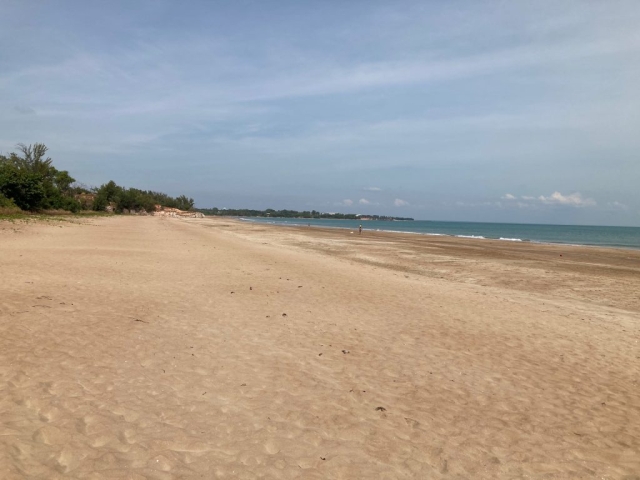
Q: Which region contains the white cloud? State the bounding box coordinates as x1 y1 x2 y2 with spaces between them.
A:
502 192 596 208
362 186 382 191
537 191 596 207
358 198 370 205
461 192 603 211
342 199 353 206
394 198 409 207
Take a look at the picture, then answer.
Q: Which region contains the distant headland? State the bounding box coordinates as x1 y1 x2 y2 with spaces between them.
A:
196 208 414 221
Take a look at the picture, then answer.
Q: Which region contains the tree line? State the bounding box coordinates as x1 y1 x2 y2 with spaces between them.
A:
0 143 194 213
197 207 413 221
197 208 360 219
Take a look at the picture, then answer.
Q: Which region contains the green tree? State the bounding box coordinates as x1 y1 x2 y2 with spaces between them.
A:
54 170 75 195
0 164 46 210
17 143 52 172
175 195 195 211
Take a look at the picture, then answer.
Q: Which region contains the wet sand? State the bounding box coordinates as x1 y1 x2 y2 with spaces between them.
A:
1 215 639 479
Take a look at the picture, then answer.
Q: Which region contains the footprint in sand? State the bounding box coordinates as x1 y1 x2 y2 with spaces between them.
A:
55 446 83 474
32 425 65 445
118 428 137 445
264 439 280 454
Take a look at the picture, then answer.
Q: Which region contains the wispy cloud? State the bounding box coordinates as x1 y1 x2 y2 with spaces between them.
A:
394 198 409 207
608 201 629 211
218 30 640 103
362 187 382 192
13 106 36 115
359 198 370 205
342 199 353 206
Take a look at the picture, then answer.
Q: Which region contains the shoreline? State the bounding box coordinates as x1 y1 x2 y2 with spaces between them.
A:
238 216 640 251
200 216 640 313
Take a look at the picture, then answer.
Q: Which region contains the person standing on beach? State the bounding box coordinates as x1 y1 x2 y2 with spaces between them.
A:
359 224 362 235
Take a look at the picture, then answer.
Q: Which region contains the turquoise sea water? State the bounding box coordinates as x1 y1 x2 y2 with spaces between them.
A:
241 217 640 250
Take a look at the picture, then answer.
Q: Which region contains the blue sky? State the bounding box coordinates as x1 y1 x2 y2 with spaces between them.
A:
1 1 639 225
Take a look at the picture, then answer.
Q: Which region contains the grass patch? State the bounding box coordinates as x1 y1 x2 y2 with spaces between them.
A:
35 209 113 217
0 209 114 223
0 206 23 216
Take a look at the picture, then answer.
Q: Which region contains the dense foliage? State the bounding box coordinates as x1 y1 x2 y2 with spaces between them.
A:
0 144 81 211
0 143 194 214
92 181 194 213
196 207 413 221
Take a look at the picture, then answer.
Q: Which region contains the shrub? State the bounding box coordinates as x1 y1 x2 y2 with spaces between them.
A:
0 165 46 210
0 192 21 214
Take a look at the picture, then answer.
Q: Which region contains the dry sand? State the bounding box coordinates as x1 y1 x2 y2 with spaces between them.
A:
1 215 639 479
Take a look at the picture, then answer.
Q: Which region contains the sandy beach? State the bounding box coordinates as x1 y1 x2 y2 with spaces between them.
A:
1 215 639 479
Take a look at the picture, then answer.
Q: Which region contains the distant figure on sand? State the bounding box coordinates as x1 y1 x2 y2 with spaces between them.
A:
359 225 362 235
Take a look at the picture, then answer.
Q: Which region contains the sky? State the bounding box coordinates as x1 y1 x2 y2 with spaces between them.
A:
1 1 639 225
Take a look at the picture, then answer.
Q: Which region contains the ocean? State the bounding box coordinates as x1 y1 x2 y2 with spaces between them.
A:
241 217 640 250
